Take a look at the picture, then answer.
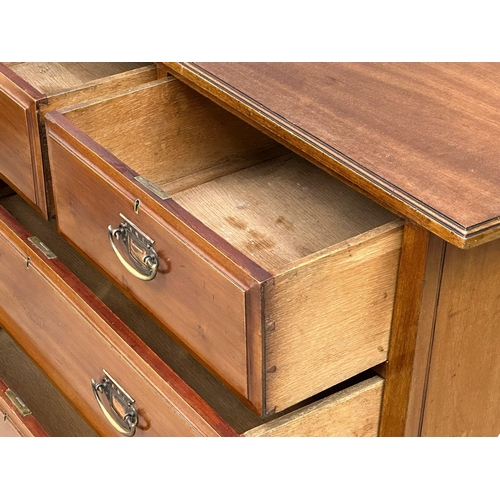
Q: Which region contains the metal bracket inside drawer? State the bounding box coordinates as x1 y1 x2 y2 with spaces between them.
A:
5 388 32 417
134 176 171 200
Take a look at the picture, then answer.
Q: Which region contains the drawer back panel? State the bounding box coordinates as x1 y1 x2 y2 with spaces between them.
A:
61 78 287 194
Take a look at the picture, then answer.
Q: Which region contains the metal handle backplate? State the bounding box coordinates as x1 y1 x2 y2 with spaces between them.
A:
91 370 138 437
108 213 158 281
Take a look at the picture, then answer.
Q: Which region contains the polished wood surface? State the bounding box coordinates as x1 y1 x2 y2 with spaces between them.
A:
0 65 46 215
0 203 238 436
379 223 430 436
404 235 446 436
0 195 263 434
245 376 383 437
164 62 500 249
421 239 500 436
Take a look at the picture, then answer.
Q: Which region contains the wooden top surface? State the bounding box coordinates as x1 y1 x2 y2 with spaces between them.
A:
164 63 500 248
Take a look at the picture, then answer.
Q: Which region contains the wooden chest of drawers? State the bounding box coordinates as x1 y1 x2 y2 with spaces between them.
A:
1 62 500 437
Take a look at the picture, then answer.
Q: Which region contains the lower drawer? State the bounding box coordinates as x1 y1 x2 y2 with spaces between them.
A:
0 195 385 436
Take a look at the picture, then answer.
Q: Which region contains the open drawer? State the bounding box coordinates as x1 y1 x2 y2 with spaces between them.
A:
0 63 157 218
45 77 403 415
0 195 385 436
0 330 96 437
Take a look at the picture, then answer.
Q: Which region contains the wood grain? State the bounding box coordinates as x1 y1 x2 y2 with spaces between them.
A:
46 109 276 283
0 68 46 216
40 65 158 115
12 62 148 95
38 65 158 217
164 62 500 248
174 153 398 271
264 221 403 412
0 330 94 437
421 239 500 436
379 222 432 436
404 235 446 436
245 376 383 437
61 77 286 195
0 203 238 436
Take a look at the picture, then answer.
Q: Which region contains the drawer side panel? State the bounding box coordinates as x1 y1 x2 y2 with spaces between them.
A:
264 222 403 412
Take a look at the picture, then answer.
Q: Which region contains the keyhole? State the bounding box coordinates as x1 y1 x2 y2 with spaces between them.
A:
134 199 141 215
26 256 31 268
3 411 7 422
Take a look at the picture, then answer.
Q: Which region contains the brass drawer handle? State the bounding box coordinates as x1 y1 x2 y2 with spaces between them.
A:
108 213 158 281
92 370 138 437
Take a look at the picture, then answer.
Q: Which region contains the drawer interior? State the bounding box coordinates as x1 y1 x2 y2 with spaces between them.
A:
6 62 150 95
0 327 97 437
60 77 399 272
172 154 397 270
1 195 383 436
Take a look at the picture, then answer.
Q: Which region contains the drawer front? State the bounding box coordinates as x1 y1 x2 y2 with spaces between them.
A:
0 66 46 216
48 133 250 399
0 379 48 437
0 206 237 437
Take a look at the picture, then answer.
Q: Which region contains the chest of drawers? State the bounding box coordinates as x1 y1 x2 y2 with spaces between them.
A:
1 62 500 436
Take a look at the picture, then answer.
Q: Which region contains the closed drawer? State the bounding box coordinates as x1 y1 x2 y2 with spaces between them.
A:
0 194 385 436
0 63 157 218
46 77 403 415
